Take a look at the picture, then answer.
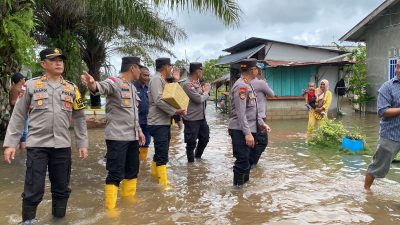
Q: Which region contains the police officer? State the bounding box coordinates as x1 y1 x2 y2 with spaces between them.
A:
134 67 151 162
182 62 211 163
3 48 88 223
249 65 274 167
147 57 186 189
81 57 145 215
228 58 268 187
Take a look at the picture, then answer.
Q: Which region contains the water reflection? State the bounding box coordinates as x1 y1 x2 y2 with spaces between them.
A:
0 106 399 224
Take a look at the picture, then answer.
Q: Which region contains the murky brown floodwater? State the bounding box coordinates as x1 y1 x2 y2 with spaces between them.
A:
0 104 399 225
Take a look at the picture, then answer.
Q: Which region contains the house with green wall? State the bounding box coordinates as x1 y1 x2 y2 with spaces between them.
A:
217 37 354 120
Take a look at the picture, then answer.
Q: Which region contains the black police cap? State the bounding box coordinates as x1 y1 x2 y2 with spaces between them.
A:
155 57 172 68
240 58 258 69
121 56 144 71
189 62 203 74
39 48 66 60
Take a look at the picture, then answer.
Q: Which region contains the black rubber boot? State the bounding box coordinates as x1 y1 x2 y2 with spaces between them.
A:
194 142 207 159
52 198 68 218
244 171 250 183
186 143 196 163
233 173 244 187
22 204 37 222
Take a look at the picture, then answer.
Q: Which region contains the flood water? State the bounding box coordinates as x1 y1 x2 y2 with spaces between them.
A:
0 104 399 225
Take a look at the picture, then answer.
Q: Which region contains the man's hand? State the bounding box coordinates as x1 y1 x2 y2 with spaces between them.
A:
139 131 145 146
172 67 181 81
202 83 211 93
260 123 272 133
176 109 187 116
4 148 16 164
80 71 97 92
245 134 255 148
79 148 88 159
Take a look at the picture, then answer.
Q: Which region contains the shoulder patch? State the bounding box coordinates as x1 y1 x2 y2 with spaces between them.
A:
107 77 117 83
73 85 86 110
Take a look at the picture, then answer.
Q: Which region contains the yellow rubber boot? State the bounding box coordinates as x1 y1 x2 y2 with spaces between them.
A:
104 184 120 217
139 147 148 161
120 179 137 197
151 161 158 177
156 165 169 189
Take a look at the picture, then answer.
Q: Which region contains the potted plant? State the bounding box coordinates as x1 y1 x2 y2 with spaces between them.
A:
342 132 365 153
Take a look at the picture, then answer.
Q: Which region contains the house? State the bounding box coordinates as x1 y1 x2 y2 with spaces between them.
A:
217 37 353 120
340 0 400 112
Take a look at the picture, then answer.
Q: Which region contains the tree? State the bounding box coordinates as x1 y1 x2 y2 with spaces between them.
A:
0 0 35 137
202 58 229 82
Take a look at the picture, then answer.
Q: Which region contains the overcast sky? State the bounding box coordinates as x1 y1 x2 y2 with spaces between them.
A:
111 0 384 70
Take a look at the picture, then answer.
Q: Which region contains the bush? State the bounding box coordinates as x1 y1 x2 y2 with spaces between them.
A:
308 118 366 149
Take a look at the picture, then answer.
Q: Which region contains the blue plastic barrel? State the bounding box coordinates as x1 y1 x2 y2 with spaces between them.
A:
342 137 364 152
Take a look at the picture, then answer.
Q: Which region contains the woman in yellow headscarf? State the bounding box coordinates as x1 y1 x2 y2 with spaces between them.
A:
307 79 332 137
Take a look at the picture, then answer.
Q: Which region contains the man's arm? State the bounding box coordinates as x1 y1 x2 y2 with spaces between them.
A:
150 77 178 115
72 86 88 150
234 86 251 136
377 84 400 118
182 82 209 104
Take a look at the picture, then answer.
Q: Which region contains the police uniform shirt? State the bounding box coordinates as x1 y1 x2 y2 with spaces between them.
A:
93 76 141 141
250 78 275 120
3 76 88 148
182 78 208 121
228 77 264 135
147 72 176 126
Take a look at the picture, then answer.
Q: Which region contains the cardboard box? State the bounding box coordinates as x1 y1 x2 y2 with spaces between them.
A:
162 83 189 109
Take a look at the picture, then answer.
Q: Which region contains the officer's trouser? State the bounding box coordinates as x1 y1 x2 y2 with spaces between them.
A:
183 119 210 161
148 125 171 166
105 140 139 186
22 147 71 206
140 124 151 147
229 130 256 183
250 132 268 166
307 112 322 137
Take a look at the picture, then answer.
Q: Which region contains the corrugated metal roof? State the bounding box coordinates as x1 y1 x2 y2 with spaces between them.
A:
216 44 265 66
265 60 355 68
223 37 348 54
340 0 399 42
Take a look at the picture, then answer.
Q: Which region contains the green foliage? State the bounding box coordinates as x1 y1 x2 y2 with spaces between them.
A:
334 43 375 113
308 118 366 149
202 58 229 82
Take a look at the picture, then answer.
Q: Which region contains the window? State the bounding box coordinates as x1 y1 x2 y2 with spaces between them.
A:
388 58 397 80
265 66 316 96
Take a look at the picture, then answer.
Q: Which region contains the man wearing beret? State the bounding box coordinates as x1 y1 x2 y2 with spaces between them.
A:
182 62 211 163
3 48 88 223
147 57 186 189
81 56 145 216
228 58 269 187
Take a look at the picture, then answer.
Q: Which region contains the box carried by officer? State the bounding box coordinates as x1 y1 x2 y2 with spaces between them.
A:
181 62 211 163
3 48 89 223
81 56 145 217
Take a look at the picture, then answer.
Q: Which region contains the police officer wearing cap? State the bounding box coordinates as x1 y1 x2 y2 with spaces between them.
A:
147 57 186 189
228 58 269 187
249 64 274 167
81 56 145 215
182 62 211 163
3 48 89 223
